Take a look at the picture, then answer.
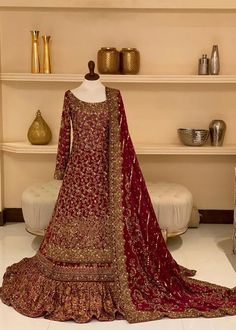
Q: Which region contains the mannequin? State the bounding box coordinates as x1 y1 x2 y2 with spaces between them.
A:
70 61 106 103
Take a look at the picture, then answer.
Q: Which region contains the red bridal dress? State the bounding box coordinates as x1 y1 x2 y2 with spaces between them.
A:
1 87 236 323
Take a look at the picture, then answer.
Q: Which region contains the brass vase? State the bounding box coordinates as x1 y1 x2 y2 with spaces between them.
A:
42 35 51 73
120 48 140 74
27 110 52 145
97 47 120 74
31 31 40 73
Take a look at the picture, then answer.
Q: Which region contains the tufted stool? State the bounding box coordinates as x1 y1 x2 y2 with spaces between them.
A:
22 180 62 236
147 182 193 239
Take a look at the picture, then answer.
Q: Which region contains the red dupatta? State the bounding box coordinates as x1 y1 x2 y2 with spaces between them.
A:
108 88 236 322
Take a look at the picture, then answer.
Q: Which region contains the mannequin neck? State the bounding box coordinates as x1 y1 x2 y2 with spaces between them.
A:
79 78 104 91
70 78 106 103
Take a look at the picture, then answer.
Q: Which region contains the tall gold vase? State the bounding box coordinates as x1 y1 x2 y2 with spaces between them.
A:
42 35 51 73
31 31 40 73
27 110 52 145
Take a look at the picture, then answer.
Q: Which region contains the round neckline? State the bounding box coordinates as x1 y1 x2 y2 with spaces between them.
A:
68 87 108 105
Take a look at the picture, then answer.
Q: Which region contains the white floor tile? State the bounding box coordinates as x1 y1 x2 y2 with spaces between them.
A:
0 223 42 260
211 316 236 330
182 318 214 330
0 301 50 330
168 225 236 288
48 318 183 330
182 315 236 330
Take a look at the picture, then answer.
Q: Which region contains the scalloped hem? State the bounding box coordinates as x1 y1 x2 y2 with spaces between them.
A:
1 257 236 323
0 257 124 323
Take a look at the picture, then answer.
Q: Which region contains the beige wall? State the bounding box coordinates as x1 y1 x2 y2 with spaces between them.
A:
2 10 236 74
1 8 236 208
0 30 3 211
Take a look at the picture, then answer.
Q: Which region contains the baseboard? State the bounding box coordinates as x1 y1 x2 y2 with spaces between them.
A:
199 209 233 224
0 208 234 225
0 211 5 226
2 208 24 223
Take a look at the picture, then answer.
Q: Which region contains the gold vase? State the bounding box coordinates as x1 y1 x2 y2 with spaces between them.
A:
97 47 120 74
120 48 140 74
42 35 51 73
27 110 52 145
31 31 40 73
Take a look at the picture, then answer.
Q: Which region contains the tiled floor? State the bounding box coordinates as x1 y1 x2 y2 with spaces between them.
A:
0 223 235 329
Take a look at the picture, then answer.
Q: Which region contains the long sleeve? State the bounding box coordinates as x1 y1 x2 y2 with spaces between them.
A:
54 93 71 180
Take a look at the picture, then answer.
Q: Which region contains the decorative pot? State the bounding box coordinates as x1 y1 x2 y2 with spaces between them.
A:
27 110 52 145
97 47 120 74
120 48 140 74
209 119 226 146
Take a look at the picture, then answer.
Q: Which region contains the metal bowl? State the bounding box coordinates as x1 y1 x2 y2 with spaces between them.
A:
177 128 209 146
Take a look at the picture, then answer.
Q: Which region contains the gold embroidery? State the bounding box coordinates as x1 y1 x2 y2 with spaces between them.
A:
36 253 114 282
45 245 113 263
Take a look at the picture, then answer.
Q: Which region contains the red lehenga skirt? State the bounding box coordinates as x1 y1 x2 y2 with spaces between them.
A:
1 87 236 323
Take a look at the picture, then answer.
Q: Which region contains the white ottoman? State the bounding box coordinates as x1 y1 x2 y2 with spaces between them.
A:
147 182 193 238
21 180 62 236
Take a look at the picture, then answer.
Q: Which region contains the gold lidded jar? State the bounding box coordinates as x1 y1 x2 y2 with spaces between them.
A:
120 48 140 74
27 110 52 145
97 47 120 74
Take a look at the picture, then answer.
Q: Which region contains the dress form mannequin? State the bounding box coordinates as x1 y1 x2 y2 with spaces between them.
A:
70 61 106 103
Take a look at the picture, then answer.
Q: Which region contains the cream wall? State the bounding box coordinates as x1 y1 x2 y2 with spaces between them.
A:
1 8 236 209
0 31 3 212
2 10 236 74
